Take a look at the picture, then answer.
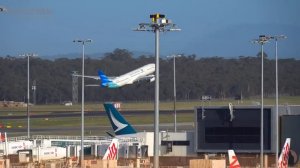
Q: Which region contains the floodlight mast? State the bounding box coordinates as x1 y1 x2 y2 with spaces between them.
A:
73 39 92 168
167 54 181 132
270 35 287 168
134 14 180 168
19 53 38 139
252 35 271 168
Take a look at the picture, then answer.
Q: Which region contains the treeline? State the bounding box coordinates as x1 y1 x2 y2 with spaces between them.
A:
0 49 299 104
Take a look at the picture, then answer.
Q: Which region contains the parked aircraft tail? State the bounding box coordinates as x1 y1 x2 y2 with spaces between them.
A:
228 150 241 168
0 132 6 142
102 138 119 160
278 138 291 168
228 138 291 168
103 103 137 136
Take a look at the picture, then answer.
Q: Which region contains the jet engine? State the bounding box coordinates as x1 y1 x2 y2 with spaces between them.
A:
150 77 155 82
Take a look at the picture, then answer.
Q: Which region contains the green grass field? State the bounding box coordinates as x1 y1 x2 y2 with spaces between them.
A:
1 96 300 113
1 96 299 136
1 113 193 128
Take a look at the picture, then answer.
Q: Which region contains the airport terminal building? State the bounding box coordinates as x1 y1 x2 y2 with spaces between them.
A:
1 104 300 167
193 104 300 165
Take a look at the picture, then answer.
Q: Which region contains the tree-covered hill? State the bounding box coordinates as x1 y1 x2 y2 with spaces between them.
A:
1 49 299 104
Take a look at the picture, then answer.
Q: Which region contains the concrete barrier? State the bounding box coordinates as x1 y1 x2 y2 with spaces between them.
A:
84 159 117 168
189 159 225 168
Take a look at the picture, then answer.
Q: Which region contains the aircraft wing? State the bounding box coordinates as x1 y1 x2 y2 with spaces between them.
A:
72 74 100 80
73 74 117 80
85 84 100 87
135 74 155 82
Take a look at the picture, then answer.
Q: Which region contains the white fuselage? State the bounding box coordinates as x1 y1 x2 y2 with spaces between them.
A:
111 63 155 87
0 140 33 155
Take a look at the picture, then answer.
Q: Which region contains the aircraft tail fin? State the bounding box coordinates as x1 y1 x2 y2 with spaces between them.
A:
228 150 241 168
278 138 291 168
98 71 119 88
103 103 137 136
0 132 5 142
98 70 111 87
102 138 119 160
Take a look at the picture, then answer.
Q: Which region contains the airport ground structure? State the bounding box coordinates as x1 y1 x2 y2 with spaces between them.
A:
1 104 300 167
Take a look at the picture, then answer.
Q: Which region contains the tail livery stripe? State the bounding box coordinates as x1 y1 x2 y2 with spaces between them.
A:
228 150 241 168
229 156 241 168
103 139 118 160
107 143 118 160
278 138 291 168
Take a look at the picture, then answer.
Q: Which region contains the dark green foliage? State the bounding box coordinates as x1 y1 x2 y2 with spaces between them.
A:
0 49 299 104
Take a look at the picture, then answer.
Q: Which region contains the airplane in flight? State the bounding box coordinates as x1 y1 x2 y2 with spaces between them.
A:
73 63 155 88
103 102 137 136
228 138 291 168
0 6 7 12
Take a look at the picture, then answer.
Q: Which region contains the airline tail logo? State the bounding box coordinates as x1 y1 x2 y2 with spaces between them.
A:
103 139 118 160
98 71 119 88
103 103 137 135
278 138 291 168
98 70 111 87
109 110 128 132
228 150 241 168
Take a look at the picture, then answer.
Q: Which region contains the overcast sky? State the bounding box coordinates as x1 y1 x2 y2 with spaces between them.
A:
1 0 299 59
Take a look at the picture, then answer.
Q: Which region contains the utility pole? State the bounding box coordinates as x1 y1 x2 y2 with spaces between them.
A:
134 14 180 168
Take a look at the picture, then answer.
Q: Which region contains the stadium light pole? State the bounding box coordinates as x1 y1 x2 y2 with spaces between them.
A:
252 35 270 168
270 35 287 167
20 53 38 138
167 54 181 132
73 39 92 168
134 14 180 168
